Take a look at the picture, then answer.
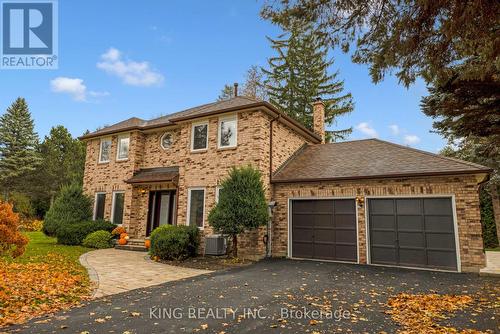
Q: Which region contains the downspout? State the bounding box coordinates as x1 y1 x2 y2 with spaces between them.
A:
266 114 280 258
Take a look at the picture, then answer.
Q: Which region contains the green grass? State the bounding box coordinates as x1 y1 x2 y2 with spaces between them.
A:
5 231 91 264
485 247 500 252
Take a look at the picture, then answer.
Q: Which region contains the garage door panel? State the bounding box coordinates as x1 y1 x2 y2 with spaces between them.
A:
370 199 394 214
426 233 455 249
425 216 454 232
292 214 312 228
315 214 332 227
396 199 422 215
336 229 356 244
336 245 356 261
369 198 457 271
334 199 356 214
398 232 425 247
293 243 313 258
314 229 335 242
424 198 452 215
371 230 395 245
291 199 357 262
399 249 427 266
371 215 395 229
427 250 457 269
371 247 397 264
397 216 423 230
335 214 356 227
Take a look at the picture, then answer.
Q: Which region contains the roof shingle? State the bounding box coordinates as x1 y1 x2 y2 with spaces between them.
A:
272 139 491 182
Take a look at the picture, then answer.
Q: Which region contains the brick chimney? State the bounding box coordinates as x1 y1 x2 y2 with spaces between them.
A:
312 98 325 143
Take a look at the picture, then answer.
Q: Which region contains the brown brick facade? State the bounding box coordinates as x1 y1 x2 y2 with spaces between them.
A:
82 109 312 259
271 175 486 272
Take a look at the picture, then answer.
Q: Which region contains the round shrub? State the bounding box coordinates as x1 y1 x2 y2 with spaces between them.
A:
56 220 115 245
83 230 113 249
150 225 199 260
43 184 93 236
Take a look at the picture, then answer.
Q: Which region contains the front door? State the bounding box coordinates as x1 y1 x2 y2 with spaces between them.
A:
147 190 176 236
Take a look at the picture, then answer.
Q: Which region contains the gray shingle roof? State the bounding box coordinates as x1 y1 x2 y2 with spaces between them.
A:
272 139 491 182
80 96 267 139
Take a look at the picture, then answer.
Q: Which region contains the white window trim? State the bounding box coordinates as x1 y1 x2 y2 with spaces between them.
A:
217 115 238 149
186 187 206 229
160 132 173 150
110 191 125 225
98 137 112 163
93 192 106 220
191 121 209 152
116 135 130 161
215 186 222 203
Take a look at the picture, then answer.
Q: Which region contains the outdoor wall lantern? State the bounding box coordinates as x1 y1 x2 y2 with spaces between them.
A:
355 195 365 208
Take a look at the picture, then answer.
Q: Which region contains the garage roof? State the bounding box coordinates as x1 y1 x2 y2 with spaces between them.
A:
272 139 491 183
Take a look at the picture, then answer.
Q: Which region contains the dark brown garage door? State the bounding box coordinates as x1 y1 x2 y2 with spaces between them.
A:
291 199 357 262
368 198 458 271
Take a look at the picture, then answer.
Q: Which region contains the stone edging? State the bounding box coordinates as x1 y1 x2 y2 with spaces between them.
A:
79 251 100 298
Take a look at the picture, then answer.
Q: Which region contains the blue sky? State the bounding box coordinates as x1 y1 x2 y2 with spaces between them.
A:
0 0 446 152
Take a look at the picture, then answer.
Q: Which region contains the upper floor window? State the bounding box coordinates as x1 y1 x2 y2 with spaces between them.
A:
116 135 130 161
99 138 112 163
191 122 208 151
218 116 237 148
161 132 173 150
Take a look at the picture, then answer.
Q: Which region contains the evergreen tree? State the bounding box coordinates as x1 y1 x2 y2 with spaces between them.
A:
263 22 353 141
0 98 41 197
217 84 235 101
32 126 86 213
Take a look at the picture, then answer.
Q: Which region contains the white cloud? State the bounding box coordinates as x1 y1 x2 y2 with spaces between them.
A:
389 124 400 135
404 135 421 145
50 77 109 102
355 122 378 138
97 47 164 86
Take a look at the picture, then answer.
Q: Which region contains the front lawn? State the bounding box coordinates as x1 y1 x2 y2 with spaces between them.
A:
0 232 92 327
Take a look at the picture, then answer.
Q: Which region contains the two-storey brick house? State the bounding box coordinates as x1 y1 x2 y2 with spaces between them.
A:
81 96 491 272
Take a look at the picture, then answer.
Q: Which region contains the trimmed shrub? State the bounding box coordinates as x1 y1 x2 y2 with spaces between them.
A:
83 230 113 249
56 220 115 245
43 184 93 236
150 225 199 260
0 200 29 258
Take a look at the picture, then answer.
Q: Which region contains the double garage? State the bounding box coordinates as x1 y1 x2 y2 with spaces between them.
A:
290 197 459 271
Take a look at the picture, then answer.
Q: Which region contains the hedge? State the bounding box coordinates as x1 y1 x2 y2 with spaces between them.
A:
56 220 115 245
150 225 199 260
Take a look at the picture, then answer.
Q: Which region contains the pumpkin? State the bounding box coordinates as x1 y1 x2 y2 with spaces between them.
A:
144 239 151 249
120 233 128 239
118 238 127 245
124 235 130 240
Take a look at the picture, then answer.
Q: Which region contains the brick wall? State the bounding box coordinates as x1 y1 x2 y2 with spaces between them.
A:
271 175 486 272
82 109 313 259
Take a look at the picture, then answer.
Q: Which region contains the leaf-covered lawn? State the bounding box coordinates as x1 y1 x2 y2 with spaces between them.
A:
0 232 92 327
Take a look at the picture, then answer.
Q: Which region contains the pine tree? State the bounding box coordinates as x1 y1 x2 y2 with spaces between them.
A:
0 98 41 197
263 22 353 141
217 84 235 101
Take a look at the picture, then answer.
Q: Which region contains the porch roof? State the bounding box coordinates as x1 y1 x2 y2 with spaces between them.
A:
125 167 179 184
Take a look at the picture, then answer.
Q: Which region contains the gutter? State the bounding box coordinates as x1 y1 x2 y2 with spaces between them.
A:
271 169 494 184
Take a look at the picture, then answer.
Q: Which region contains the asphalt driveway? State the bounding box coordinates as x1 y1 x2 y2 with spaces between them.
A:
6 259 499 334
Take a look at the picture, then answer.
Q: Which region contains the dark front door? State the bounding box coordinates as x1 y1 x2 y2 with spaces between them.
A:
291 199 357 262
147 190 176 236
368 198 457 271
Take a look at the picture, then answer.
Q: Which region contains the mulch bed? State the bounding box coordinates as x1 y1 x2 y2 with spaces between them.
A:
159 256 255 271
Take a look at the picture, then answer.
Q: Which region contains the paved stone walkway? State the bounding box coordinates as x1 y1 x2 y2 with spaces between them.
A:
480 251 500 276
79 249 212 298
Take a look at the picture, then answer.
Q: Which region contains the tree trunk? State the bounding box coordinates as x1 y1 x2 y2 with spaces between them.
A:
232 235 238 258
491 187 500 246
